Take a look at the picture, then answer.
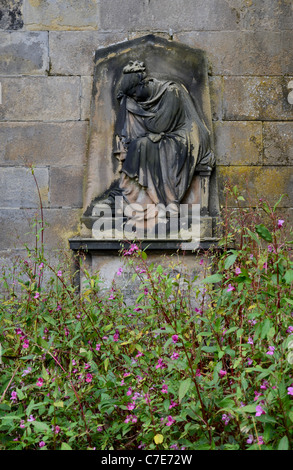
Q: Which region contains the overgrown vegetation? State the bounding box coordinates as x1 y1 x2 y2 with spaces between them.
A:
0 184 293 450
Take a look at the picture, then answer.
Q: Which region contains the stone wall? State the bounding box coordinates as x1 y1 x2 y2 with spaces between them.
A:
0 0 292 268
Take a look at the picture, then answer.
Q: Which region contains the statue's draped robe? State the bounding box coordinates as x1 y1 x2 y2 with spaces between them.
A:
115 78 213 211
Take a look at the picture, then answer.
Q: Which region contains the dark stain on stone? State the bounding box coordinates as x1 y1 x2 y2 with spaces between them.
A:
0 0 23 30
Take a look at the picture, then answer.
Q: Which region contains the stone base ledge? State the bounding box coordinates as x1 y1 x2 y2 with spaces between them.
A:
69 237 220 252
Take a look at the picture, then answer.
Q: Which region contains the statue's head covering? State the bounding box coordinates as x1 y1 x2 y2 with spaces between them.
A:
117 61 147 99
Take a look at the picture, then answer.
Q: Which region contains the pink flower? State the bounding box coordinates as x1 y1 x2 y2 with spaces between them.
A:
266 346 275 356
113 332 119 342
222 413 231 425
155 358 167 369
126 388 132 396
165 416 176 426
247 358 253 366
10 391 17 402
97 426 103 432
254 391 262 401
169 400 178 409
171 352 179 360
95 343 101 351
287 387 293 396
57 270 62 277
34 292 40 299
287 326 293 334
39 441 46 448
127 402 136 411
36 377 44 387
247 337 254 345
22 339 29 349
144 288 149 295
257 436 264 445
85 373 93 383
116 267 123 276
84 363 91 370
39 263 44 269
227 284 235 292
247 435 254 444
219 369 227 378
161 384 168 394
235 267 242 275
199 259 204 265
255 405 265 416
278 219 284 228
172 334 178 343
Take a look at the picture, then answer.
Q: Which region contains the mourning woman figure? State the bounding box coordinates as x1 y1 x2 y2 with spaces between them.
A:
113 61 214 217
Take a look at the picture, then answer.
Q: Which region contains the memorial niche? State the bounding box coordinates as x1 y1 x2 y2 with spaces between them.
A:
81 35 219 241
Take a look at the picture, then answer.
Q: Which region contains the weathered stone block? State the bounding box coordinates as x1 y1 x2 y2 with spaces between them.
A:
218 166 293 208
0 208 81 250
0 122 88 166
208 76 223 121
0 77 81 121
0 0 23 30
0 167 49 208
263 122 293 166
50 166 84 208
236 0 293 31
80 76 93 121
85 253 208 299
214 121 263 166
99 0 240 32
282 31 293 75
23 0 99 31
223 76 293 121
49 31 127 75
176 31 283 76
0 31 49 75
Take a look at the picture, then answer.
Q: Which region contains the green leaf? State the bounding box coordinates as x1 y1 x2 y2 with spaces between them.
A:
202 273 222 284
61 443 72 450
141 251 147 260
278 436 289 450
179 378 192 403
255 224 272 242
246 228 261 245
284 270 293 284
54 401 64 408
224 253 238 270
32 421 50 433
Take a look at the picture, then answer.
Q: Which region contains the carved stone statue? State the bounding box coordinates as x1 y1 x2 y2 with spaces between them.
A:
101 60 215 219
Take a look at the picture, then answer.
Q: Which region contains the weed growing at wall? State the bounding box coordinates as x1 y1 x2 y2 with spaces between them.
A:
0 187 293 450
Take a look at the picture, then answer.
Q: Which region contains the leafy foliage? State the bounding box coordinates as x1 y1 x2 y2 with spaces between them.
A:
0 186 293 450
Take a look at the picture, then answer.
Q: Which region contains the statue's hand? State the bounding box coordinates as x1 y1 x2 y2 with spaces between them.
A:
147 132 164 143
